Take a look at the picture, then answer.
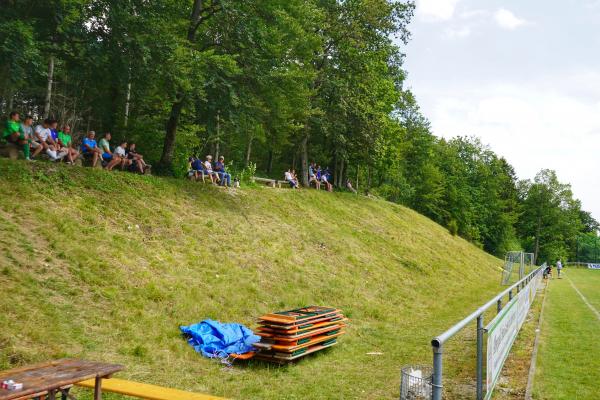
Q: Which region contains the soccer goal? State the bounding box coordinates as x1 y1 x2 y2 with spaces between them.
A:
501 251 535 285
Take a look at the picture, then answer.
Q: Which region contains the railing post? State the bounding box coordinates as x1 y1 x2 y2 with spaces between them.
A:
496 299 502 313
509 289 513 301
432 344 443 400
476 315 484 400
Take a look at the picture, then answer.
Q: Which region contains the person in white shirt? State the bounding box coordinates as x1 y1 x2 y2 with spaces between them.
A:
203 155 219 184
284 169 298 189
556 260 563 278
106 140 129 171
31 119 55 159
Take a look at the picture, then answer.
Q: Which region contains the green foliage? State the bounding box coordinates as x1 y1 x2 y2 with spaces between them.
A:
0 0 594 259
448 220 458 236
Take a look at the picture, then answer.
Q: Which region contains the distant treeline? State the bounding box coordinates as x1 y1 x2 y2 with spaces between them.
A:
1 0 597 261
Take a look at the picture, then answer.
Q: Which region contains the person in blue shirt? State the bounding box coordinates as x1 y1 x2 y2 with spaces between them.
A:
309 162 320 190
80 131 102 167
320 166 332 192
213 155 231 187
188 156 205 181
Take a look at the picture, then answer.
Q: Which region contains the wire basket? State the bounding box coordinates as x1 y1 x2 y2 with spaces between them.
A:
400 365 433 400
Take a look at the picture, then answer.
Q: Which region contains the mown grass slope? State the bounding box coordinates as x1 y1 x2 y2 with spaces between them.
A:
0 159 503 399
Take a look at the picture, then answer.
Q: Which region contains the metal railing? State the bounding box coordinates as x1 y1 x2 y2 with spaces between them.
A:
430 264 545 400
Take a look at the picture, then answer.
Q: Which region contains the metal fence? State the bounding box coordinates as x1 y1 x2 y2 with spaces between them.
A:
430 264 545 400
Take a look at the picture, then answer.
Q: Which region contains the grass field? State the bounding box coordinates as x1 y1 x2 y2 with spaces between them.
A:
0 159 505 399
532 269 600 400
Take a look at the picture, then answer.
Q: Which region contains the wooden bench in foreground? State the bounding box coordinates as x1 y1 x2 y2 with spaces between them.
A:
252 176 283 188
0 358 123 400
77 378 228 400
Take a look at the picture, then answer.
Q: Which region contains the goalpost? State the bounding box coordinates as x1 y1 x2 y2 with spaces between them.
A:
501 251 535 285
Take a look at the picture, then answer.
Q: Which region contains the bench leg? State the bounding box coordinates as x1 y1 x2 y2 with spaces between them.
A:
60 387 75 400
94 376 102 400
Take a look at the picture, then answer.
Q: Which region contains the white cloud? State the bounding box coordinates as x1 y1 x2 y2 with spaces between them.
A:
459 9 488 19
444 26 471 39
417 0 461 21
420 75 600 220
494 8 528 30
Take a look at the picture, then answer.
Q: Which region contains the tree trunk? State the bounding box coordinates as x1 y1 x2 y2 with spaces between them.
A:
160 0 211 173
300 133 309 187
159 97 184 171
7 88 14 111
332 151 338 187
534 215 541 262
366 165 372 194
267 149 273 175
43 56 55 119
338 159 345 188
245 136 253 167
124 69 132 127
214 111 220 160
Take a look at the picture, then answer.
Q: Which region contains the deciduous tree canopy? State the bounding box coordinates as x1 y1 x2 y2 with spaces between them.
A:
1 0 596 260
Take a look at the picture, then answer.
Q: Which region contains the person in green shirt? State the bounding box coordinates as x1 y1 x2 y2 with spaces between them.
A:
57 125 79 164
98 132 113 166
2 111 31 160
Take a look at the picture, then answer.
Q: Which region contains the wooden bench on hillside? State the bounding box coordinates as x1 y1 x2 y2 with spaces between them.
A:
252 176 283 188
77 378 227 400
0 143 20 160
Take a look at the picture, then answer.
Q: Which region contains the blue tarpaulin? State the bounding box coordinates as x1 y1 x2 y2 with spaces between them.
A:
180 319 260 358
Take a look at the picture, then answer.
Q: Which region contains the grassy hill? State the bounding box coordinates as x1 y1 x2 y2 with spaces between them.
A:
0 159 503 399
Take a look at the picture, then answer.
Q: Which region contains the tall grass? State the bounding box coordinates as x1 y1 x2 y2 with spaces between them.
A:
0 159 504 399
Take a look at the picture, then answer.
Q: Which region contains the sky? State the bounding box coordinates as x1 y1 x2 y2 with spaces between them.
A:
402 0 600 220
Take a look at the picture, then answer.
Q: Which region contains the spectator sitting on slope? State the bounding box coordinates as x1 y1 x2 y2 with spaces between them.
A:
188 156 206 181
213 155 231 187
48 119 68 161
2 111 32 161
126 143 148 174
19 115 35 161
203 155 219 184
319 166 333 192
309 162 320 190
80 131 103 167
32 119 57 160
105 140 129 171
284 169 299 189
57 125 79 164
98 132 113 167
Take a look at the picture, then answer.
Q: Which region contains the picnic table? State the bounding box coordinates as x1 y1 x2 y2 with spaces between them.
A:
0 359 123 400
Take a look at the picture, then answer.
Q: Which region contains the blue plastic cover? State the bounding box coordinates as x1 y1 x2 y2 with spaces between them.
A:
180 319 260 358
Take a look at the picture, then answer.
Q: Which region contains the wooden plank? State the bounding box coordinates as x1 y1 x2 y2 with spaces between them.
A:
269 331 345 352
76 378 228 400
255 341 338 362
257 324 345 342
257 318 347 335
258 313 343 329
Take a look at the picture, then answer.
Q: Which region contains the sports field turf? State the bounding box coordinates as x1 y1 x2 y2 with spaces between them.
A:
532 269 600 399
